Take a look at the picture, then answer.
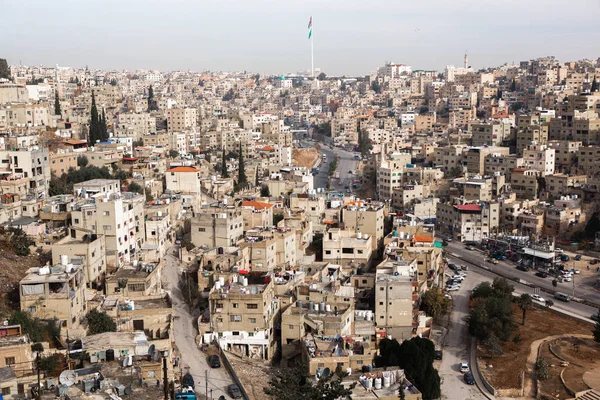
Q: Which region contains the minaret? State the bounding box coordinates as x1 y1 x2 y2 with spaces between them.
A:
464 51 468 69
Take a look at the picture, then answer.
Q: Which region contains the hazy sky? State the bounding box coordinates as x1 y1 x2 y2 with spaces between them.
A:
3 0 600 76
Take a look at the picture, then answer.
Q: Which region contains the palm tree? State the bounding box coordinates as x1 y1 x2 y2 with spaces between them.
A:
517 293 533 325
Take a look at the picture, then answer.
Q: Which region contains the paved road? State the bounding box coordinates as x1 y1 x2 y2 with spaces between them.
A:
438 273 487 400
304 140 359 191
445 242 600 307
445 253 599 323
163 247 235 400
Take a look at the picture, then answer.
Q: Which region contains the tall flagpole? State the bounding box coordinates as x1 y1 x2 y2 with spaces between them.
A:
311 18 314 78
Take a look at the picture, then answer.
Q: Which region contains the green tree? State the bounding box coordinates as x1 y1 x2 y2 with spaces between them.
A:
54 91 61 116
77 155 89 167
371 80 381 94
147 85 154 112
420 288 452 320
168 149 179 159
593 309 600 343
468 278 515 341
358 129 373 157
374 337 440 400
317 72 327 81
517 293 533 325
0 59 10 80
127 181 144 195
592 77 599 93
264 363 354 400
9 311 45 343
260 185 271 197
483 333 504 355
100 108 108 142
273 214 284 227
89 91 99 146
398 385 406 400
535 357 549 380
545 299 554 308
510 78 516 92
6 227 34 256
221 149 229 178
86 309 117 334
236 142 247 190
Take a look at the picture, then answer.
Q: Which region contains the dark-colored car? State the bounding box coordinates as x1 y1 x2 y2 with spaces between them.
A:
448 264 458 271
464 373 475 385
434 350 443 360
591 312 600 322
535 271 548 278
574 255 582 261
561 254 570 262
228 384 242 399
208 355 221 368
517 265 529 272
591 259 600 265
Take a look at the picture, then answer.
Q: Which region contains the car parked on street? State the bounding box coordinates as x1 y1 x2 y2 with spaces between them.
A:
535 271 548 278
465 245 475 250
531 294 545 303
460 363 470 373
435 350 443 360
517 265 529 272
228 384 242 399
591 259 600 265
447 285 460 292
208 355 221 368
464 373 475 385
574 255 582 261
486 258 499 264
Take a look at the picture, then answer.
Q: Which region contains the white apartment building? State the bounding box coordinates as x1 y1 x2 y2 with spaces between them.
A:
0 146 50 201
71 180 146 267
522 143 555 176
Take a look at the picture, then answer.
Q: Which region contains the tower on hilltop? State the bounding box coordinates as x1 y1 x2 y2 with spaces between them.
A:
464 51 468 69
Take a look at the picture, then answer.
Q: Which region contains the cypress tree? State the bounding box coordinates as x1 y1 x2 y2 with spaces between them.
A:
100 109 108 141
592 77 599 93
237 142 247 189
89 91 99 146
147 85 154 111
54 91 61 116
221 149 229 178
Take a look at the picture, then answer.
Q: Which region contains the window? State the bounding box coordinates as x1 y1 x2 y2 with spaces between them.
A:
216 303 224 308
2 388 10 395
102 225 112 231
4 357 15 365
246 304 258 309
230 315 242 322
198 227 206 232
103 211 110 216
128 283 145 292
249 318 257 323
342 248 353 254
248 332 254 337
233 303 239 309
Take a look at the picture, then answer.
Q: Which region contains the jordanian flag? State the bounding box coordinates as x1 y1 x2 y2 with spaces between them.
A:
308 16 312 39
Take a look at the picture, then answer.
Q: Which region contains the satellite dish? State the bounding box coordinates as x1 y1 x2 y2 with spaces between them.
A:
323 368 331 377
127 355 133 367
59 370 77 386
148 344 155 356
153 350 160 361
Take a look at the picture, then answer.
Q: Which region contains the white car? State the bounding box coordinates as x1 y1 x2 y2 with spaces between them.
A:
531 294 545 303
455 272 467 278
460 363 470 373
447 286 461 292
562 276 572 282
453 276 465 282
571 268 580 274
444 294 453 300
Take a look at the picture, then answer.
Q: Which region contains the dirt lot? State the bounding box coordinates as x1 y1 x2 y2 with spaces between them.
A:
228 356 274 400
539 336 600 399
478 303 593 390
292 148 319 169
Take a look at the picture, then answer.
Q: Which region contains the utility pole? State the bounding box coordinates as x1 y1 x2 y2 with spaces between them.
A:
205 369 209 400
163 353 169 400
36 353 41 400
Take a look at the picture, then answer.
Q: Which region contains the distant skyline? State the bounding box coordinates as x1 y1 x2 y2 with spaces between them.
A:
3 0 600 76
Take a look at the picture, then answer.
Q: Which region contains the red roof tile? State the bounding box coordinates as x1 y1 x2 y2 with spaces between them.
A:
166 166 199 173
241 201 274 210
413 234 434 243
454 204 481 212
